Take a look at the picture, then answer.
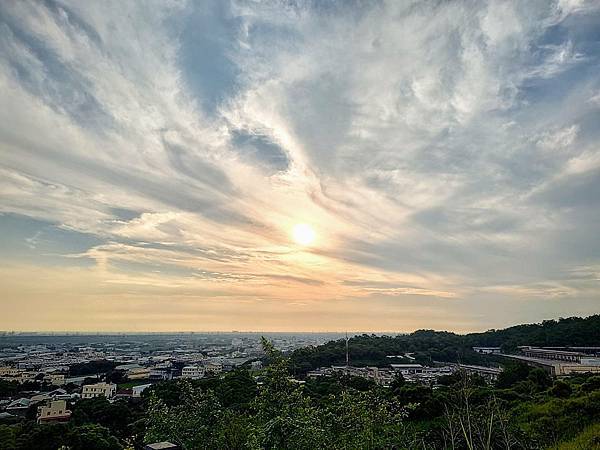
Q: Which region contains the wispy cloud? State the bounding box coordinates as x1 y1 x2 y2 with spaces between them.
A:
1 0 599 331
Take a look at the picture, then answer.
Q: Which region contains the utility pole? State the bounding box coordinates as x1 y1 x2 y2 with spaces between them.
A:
345 331 349 367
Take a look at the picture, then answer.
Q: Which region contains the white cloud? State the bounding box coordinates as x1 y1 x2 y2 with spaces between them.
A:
1 0 599 330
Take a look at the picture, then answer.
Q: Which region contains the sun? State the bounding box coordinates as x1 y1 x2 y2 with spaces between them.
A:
292 223 316 246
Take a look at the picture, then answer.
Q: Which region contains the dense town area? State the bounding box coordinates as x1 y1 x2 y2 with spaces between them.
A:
1 316 600 449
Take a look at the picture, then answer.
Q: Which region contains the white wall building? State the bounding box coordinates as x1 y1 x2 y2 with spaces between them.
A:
81 382 116 399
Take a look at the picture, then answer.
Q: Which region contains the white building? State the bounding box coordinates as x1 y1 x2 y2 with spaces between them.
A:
181 365 205 380
390 364 423 375
473 347 501 354
81 382 116 399
205 361 223 374
37 399 71 423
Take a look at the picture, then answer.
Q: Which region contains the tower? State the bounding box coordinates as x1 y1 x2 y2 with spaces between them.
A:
345 332 349 367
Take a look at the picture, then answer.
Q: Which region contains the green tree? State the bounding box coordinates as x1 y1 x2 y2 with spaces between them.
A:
67 424 123 450
0 424 17 450
145 380 224 449
550 380 572 398
15 423 68 450
71 397 134 439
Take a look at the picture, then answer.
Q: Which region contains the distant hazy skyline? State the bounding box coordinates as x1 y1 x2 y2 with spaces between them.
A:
1 1 600 332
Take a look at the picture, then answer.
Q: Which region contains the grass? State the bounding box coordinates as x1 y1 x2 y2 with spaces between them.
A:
549 423 600 450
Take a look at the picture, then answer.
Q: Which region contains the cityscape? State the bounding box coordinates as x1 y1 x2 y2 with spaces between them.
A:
1 320 600 448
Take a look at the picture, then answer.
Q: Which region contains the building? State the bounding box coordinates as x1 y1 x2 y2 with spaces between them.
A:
500 348 600 376
150 367 173 381
520 347 584 363
18 371 39 383
145 442 180 450
128 367 151 380
5 398 31 417
81 382 116 399
181 365 205 380
37 399 71 423
205 361 223 374
47 388 71 400
0 366 21 378
44 373 66 386
473 347 501 354
132 383 152 398
453 364 503 381
390 364 424 375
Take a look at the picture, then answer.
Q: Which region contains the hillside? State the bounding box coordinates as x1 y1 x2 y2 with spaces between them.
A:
290 315 600 374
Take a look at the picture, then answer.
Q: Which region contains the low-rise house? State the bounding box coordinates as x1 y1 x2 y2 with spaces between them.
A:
81 382 116 399
37 399 71 423
0 366 21 378
19 371 39 383
115 388 133 399
6 398 30 416
149 367 172 381
181 365 205 380
30 393 51 403
44 373 66 386
128 367 151 380
204 362 223 374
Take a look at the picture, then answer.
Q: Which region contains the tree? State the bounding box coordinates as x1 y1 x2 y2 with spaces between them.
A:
496 362 531 389
550 380 572 398
527 368 552 391
15 423 68 450
67 424 123 450
145 380 224 449
0 424 17 450
71 397 134 439
213 369 257 410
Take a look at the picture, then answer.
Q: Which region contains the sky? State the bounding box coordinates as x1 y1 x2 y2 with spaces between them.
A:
1 0 599 333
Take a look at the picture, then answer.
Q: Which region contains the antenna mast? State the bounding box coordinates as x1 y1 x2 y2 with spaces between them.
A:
345 332 349 367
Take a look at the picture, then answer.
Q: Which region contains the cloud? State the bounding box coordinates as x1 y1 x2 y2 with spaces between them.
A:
0 0 599 331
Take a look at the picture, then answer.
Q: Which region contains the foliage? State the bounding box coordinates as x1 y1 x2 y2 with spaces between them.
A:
290 315 600 374
69 360 118 376
548 423 600 450
71 397 139 439
0 380 19 399
67 424 123 450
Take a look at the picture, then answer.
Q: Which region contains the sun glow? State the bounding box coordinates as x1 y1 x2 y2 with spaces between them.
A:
292 223 316 246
